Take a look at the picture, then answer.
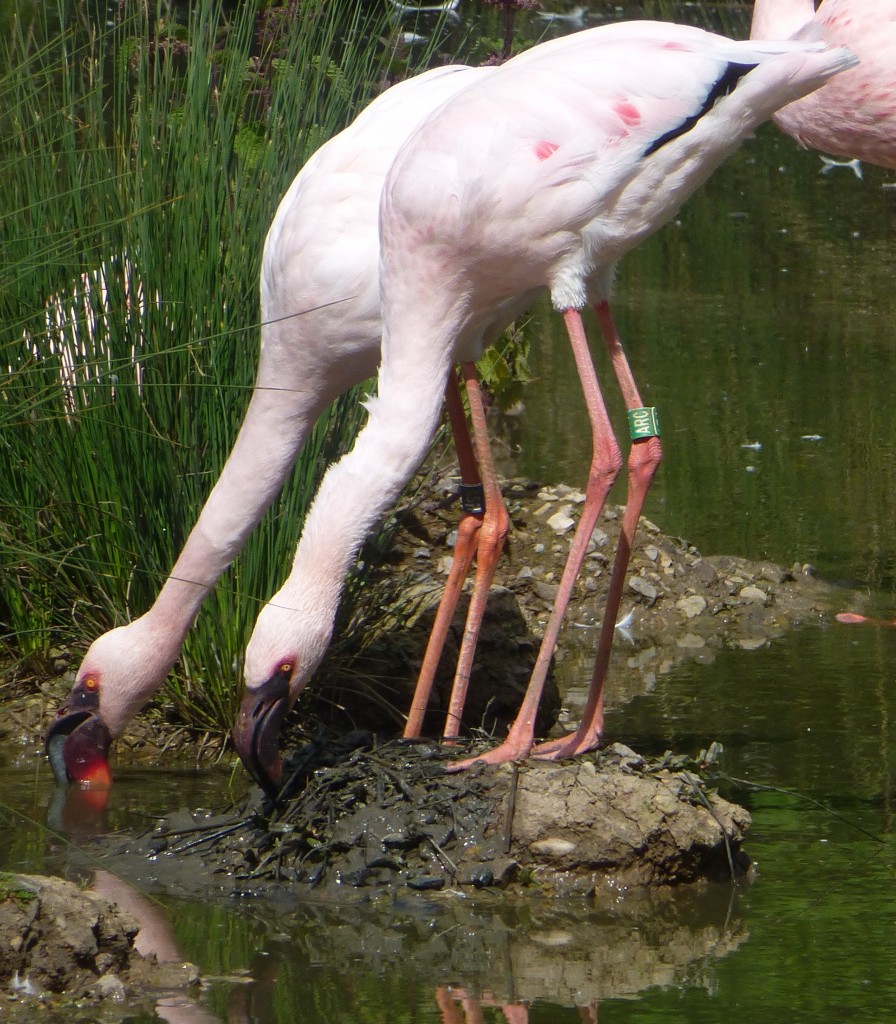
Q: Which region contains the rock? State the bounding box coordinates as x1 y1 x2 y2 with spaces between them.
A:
530 837 577 858
0 873 201 1001
676 595 707 619
95 974 127 1001
547 508 576 534
505 759 751 890
628 576 659 604
739 585 770 605
676 634 705 649
533 581 560 603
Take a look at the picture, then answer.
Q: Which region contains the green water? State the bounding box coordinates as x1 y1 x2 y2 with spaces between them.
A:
3 1 896 1021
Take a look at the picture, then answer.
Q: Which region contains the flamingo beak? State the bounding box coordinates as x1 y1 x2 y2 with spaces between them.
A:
45 683 113 789
232 669 291 797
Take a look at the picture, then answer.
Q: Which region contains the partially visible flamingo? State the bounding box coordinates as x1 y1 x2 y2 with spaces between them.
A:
752 1 896 627
751 0 896 169
235 21 855 786
45 63 507 787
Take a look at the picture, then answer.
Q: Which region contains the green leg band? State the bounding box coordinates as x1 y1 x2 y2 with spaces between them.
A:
628 406 661 440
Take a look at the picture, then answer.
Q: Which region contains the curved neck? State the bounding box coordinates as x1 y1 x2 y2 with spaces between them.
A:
270 320 458 669
146 384 319 642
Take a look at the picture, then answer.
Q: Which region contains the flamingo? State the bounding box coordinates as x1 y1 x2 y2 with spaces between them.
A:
234 21 856 788
751 1 896 628
751 0 896 169
45 63 507 787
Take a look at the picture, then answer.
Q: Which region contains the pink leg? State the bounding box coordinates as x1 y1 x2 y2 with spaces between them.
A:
404 366 508 739
442 362 510 738
535 299 662 759
435 987 466 1024
835 611 896 626
450 308 622 770
436 988 529 1024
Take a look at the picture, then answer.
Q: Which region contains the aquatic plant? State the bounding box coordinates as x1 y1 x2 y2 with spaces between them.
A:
0 0 401 730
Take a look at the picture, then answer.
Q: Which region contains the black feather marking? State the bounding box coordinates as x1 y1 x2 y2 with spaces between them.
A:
645 61 758 157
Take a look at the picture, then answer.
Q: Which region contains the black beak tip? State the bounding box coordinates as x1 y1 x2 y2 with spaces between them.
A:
233 688 288 798
45 711 113 788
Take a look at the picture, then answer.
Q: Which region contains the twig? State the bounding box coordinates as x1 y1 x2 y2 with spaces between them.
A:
503 763 519 854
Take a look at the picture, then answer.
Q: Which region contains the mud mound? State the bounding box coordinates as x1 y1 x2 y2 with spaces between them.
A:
95 738 750 902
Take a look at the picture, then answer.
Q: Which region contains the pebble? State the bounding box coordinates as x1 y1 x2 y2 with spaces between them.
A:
628 576 658 604
407 876 445 891
96 975 127 1002
530 837 576 858
739 585 770 606
676 595 707 619
547 508 576 534
533 581 560 602
677 633 706 649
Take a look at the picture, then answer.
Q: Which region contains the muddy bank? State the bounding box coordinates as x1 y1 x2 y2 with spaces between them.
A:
0 872 204 1015
83 738 749 904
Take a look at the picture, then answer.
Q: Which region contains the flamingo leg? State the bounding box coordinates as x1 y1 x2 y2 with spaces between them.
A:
449 308 622 769
404 365 508 738
442 362 510 738
835 611 896 626
535 299 662 759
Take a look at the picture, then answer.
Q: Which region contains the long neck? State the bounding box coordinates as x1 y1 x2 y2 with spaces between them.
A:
145 382 319 644
271 316 458 662
750 0 816 40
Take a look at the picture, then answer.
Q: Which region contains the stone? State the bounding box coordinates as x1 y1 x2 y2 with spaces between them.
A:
676 595 707 619
628 576 658 604
530 837 577 858
547 508 576 534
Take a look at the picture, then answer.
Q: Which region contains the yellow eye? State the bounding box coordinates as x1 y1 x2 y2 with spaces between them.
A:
83 676 99 691
279 662 294 676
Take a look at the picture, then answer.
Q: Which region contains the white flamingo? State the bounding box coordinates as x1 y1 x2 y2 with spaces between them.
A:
46 63 508 787
234 21 855 786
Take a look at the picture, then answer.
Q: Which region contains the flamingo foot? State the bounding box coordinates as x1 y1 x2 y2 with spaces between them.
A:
835 611 896 626
445 734 534 772
531 724 602 761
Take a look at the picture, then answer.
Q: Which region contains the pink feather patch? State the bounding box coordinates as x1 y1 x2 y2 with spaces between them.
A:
612 100 642 127
534 140 560 160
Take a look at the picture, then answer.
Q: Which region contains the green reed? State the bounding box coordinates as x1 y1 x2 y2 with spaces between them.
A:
0 0 410 730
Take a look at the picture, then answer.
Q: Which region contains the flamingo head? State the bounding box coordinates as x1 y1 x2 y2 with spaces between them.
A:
46 674 113 789
233 596 332 797
46 623 178 788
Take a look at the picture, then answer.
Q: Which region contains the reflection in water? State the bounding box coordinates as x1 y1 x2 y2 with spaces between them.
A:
28 782 749 1023
198 882 748 1023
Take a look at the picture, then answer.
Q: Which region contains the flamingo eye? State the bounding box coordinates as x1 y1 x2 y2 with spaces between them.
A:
82 675 99 692
278 661 294 677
